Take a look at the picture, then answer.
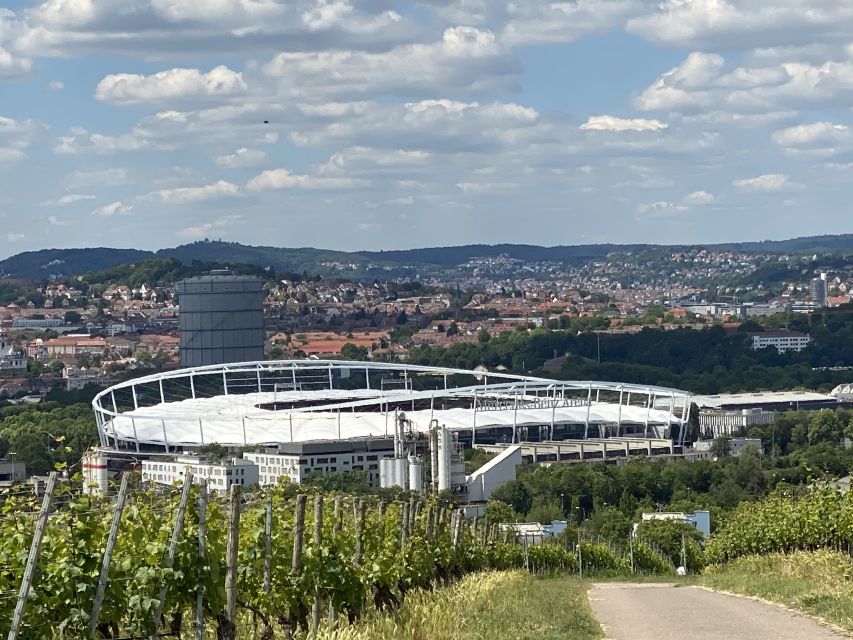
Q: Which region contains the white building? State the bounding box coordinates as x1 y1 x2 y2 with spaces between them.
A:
244 438 395 486
0 333 26 372
749 330 811 353
698 408 774 438
141 455 258 491
465 445 522 503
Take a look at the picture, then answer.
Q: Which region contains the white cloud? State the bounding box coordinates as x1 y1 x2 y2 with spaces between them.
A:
637 201 687 216
246 168 366 191
637 189 715 216
262 27 517 99
11 0 413 57
41 193 96 206
683 190 716 205
580 115 667 132
67 167 129 187
0 45 31 76
47 215 68 226
93 201 132 216
6 232 24 241
627 1 853 49
95 66 247 106
214 147 268 169
54 125 176 155
456 181 515 194
501 0 643 46
48 80 63 91
179 214 243 239
772 122 850 152
733 173 795 192
147 180 241 204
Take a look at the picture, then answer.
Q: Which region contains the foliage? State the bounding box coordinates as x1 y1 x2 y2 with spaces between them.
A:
0 403 98 474
705 486 853 564
0 482 625 639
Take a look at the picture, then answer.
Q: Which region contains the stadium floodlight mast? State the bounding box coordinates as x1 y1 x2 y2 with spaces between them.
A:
91 360 692 453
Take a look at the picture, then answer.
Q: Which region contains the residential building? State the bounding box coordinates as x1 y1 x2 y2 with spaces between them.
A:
0 333 26 372
244 438 394 486
141 455 259 491
749 330 811 353
694 437 763 458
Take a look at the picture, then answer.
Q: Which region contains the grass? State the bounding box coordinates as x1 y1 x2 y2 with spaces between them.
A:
302 571 603 640
700 549 853 634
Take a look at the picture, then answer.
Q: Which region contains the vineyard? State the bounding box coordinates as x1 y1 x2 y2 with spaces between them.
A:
0 472 677 640
706 486 853 564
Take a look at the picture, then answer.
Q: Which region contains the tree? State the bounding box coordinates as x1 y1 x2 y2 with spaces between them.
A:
484 500 519 524
477 329 491 344
339 343 369 361
807 409 843 445
710 435 732 458
492 479 532 515
395 311 408 325
64 310 82 324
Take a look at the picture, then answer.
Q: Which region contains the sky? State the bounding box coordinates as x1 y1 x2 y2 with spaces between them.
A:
2 1 853 256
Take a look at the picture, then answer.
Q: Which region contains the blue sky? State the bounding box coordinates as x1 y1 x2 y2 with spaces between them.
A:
2 1 853 256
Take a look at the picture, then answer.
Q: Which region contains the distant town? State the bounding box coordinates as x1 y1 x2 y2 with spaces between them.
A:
0 239 849 399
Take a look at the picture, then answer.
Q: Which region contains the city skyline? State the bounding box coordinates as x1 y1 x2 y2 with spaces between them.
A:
3 1 853 253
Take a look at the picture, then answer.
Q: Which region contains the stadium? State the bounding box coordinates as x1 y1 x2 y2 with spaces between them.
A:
91 360 693 453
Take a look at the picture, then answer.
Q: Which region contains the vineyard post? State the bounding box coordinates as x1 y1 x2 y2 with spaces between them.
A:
264 496 272 594
425 505 434 539
7 471 57 640
399 502 408 549
354 499 366 565
629 536 635 575
471 516 479 544
333 496 342 541
311 496 324 631
378 500 387 517
224 484 240 640
292 494 307 573
680 532 687 573
151 471 194 640
88 473 130 639
195 480 208 640
452 510 463 549
577 530 583 579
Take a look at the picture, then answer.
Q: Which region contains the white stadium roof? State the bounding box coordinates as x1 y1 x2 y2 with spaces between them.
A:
92 360 692 450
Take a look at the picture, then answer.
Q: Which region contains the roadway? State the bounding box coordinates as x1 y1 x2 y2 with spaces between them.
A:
588 583 844 640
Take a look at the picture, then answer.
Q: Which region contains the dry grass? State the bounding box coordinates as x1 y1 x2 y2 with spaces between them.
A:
300 571 602 640
701 549 853 634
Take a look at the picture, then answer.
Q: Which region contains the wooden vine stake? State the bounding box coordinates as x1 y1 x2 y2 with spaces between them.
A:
7 471 57 640
151 471 194 640
223 484 240 640
88 473 130 639
311 495 324 631
264 496 272 594
195 479 208 640
292 494 307 574
354 499 366 565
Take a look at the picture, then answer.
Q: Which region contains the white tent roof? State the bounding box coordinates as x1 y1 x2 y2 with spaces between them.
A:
104 390 682 447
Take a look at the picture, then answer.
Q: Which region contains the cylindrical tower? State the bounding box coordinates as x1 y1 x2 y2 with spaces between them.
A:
408 454 423 494
176 271 265 367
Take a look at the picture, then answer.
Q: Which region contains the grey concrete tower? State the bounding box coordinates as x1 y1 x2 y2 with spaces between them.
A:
176 270 265 367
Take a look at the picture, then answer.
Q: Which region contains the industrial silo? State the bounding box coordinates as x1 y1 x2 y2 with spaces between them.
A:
176 270 265 367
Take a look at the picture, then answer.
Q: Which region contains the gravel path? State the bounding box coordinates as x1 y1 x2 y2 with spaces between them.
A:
588 582 846 640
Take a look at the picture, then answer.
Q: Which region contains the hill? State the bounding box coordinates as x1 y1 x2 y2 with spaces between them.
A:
0 248 153 280
3 233 853 280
